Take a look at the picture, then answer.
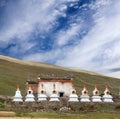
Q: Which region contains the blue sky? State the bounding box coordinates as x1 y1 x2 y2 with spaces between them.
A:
0 0 120 78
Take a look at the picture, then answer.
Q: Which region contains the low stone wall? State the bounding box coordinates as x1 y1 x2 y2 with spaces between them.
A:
4 98 120 113
67 102 117 113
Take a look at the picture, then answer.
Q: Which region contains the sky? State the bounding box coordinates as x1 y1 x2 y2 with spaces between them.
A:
0 0 120 78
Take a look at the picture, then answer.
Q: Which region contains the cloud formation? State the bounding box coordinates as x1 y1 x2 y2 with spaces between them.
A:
55 0 120 78
0 0 73 52
1 0 120 78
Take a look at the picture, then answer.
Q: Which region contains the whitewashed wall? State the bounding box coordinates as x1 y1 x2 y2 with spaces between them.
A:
38 82 73 96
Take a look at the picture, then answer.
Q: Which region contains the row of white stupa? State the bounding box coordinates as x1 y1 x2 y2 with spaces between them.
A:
13 85 113 103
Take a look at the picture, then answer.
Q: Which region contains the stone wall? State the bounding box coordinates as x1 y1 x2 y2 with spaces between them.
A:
4 97 120 113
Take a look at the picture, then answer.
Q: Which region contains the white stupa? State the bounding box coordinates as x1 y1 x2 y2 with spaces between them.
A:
13 85 23 102
80 85 90 102
25 86 35 102
50 84 59 102
92 85 102 102
102 85 113 102
68 88 79 102
38 84 47 102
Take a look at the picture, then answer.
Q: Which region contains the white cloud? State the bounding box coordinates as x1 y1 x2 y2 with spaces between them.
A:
55 23 81 46
24 49 63 63
23 0 120 78
55 0 120 78
0 0 76 50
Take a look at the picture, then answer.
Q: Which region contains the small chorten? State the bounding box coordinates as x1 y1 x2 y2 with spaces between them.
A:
13 85 23 102
102 85 113 102
25 85 35 102
50 84 59 101
68 85 79 102
38 84 47 101
92 85 102 102
80 85 90 102
37 75 41 81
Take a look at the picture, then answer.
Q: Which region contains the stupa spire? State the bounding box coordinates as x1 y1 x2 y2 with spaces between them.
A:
94 85 97 89
28 85 32 90
41 84 44 94
83 84 86 90
41 84 44 89
53 83 56 89
93 85 99 93
105 85 108 89
16 84 19 90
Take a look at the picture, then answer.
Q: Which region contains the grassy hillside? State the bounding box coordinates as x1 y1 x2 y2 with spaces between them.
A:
0 55 120 96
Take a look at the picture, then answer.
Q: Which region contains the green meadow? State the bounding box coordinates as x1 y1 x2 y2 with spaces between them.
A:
0 55 120 96
0 111 120 119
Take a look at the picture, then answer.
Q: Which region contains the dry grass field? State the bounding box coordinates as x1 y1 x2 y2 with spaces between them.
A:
0 111 16 117
0 117 48 119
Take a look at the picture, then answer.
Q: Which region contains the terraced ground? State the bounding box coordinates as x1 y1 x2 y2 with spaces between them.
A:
0 55 120 96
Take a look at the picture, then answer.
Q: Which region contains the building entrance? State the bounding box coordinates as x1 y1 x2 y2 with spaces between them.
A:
59 92 64 97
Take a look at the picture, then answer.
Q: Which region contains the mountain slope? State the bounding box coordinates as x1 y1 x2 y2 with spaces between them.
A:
0 55 120 96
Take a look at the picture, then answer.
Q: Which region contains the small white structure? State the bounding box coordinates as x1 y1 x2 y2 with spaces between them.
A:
50 84 59 102
68 88 79 102
102 86 113 102
25 86 35 102
92 85 102 102
80 85 90 102
38 84 47 101
13 85 23 102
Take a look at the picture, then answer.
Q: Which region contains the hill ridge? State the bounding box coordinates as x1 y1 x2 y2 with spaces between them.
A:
0 55 100 76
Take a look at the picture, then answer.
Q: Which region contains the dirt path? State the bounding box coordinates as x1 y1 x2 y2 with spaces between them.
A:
0 117 47 119
0 111 48 119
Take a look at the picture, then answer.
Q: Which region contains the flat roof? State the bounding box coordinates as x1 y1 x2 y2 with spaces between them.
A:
26 77 73 84
26 81 38 84
40 77 72 80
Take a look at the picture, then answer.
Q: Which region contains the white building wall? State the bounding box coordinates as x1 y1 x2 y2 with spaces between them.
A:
38 82 73 96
